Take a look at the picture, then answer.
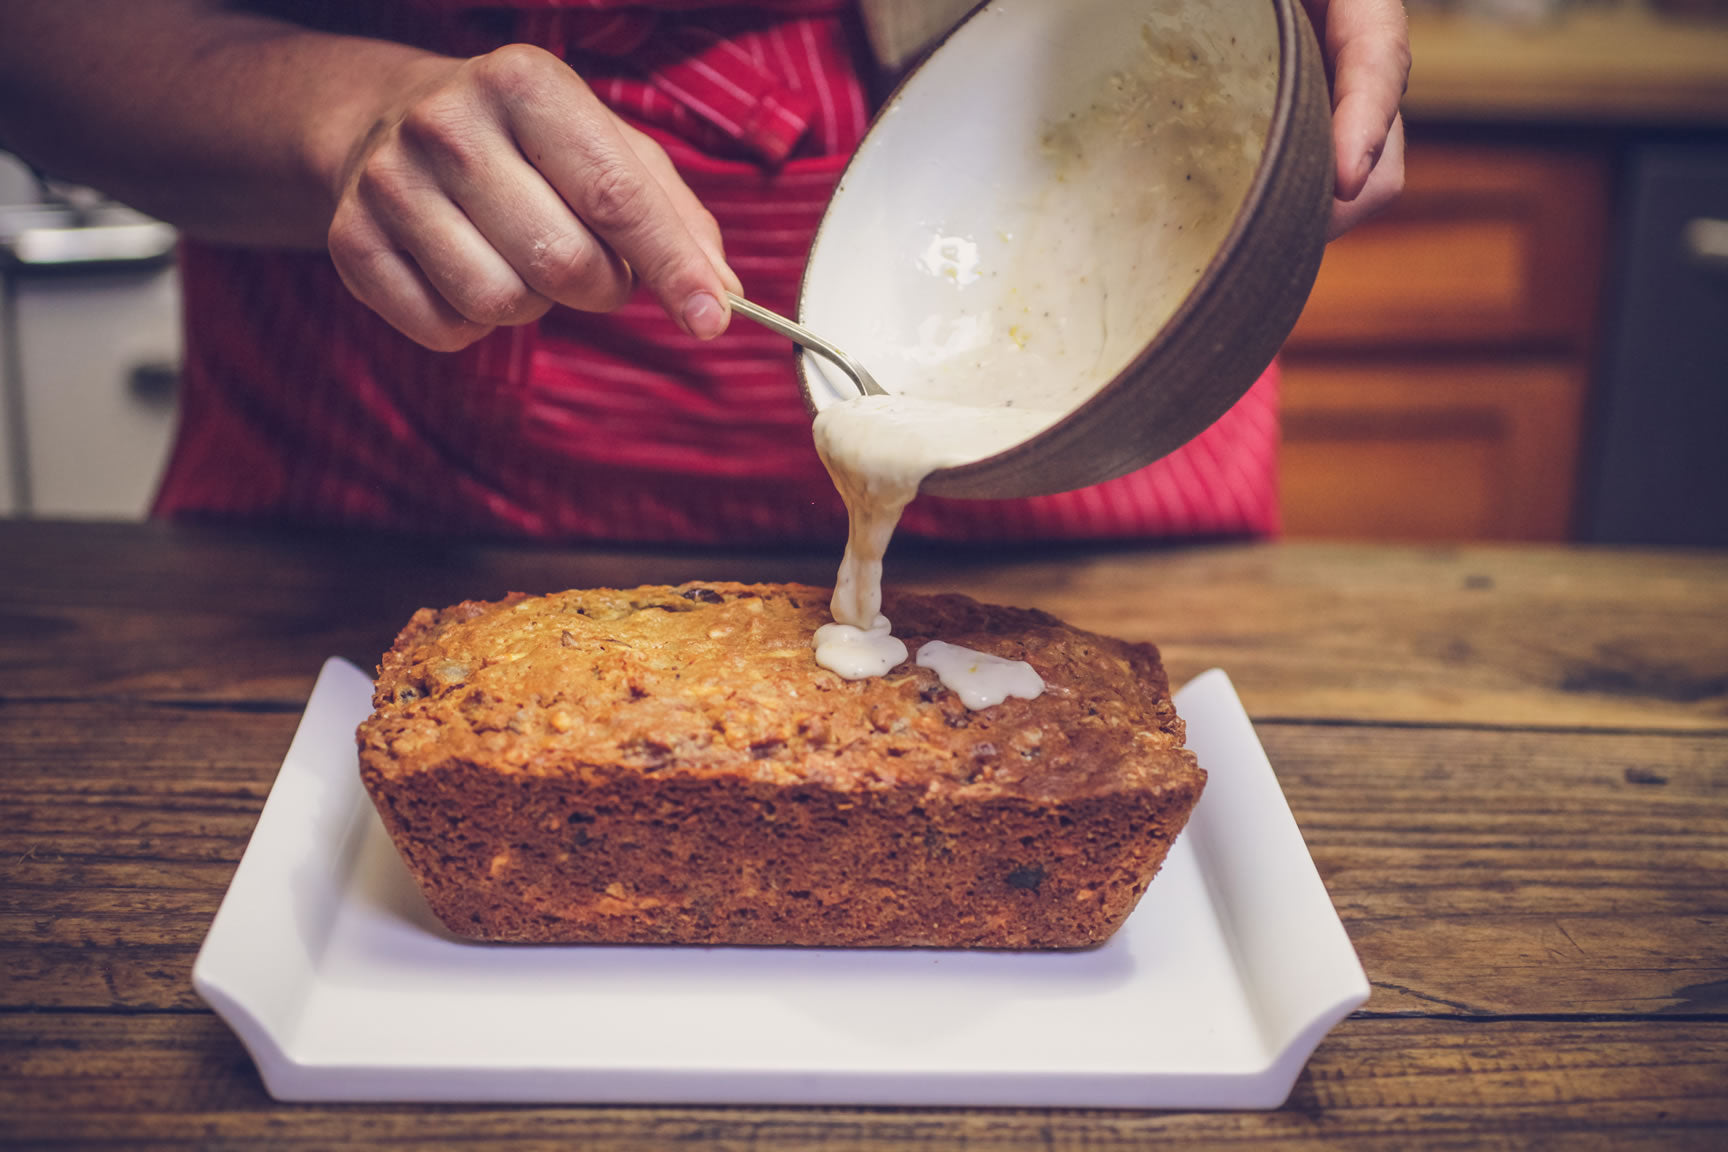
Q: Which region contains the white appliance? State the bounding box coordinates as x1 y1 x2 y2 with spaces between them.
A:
0 151 181 519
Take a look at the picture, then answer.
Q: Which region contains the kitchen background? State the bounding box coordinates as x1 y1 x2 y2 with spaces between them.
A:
2 0 1723 543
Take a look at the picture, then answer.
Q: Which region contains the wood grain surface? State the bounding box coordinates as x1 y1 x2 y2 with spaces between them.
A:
2 520 1724 1148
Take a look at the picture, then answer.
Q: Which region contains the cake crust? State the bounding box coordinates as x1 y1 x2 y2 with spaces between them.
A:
358 582 1204 948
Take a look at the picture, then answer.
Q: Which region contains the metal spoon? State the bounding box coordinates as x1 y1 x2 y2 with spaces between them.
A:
725 292 888 398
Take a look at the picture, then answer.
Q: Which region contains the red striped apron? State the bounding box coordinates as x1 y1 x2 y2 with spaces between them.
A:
154 0 1280 543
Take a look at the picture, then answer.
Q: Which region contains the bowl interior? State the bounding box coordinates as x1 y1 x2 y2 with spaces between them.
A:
799 0 1282 462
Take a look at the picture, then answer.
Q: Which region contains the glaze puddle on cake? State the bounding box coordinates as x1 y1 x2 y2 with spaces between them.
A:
811 614 905 680
915 640 1046 710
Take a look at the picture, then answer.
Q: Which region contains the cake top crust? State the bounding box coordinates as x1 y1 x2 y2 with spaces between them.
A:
360 582 1197 803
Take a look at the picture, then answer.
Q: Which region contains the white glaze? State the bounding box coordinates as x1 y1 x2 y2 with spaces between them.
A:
915 640 1045 710
812 615 908 681
814 394 1057 630
812 396 1053 693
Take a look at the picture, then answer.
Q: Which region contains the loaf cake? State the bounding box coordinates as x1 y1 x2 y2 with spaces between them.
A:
357 582 1204 948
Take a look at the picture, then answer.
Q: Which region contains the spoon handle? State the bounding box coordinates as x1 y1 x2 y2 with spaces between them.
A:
725 292 888 398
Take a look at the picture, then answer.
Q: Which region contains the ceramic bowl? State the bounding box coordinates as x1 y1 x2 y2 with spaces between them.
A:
796 0 1332 499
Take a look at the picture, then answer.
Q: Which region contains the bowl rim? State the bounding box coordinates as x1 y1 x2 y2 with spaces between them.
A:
794 0 1323 499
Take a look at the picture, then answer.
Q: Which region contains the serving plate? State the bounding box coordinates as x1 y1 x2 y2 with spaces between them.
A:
194 659 1367 1108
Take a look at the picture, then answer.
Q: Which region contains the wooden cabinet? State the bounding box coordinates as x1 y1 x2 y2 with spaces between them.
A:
1277 139 1610 541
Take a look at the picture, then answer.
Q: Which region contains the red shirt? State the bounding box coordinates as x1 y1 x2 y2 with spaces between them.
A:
154 0 1279 543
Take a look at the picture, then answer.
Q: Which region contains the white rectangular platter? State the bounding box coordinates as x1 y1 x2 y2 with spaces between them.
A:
194 658 1367 1108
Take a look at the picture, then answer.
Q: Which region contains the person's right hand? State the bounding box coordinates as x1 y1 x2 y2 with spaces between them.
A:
327 44 741 351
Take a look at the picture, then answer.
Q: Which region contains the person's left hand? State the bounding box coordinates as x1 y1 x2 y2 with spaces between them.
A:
1302 0 1410 238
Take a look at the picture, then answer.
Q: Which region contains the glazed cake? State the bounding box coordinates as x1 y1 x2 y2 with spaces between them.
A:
357 582 1204 948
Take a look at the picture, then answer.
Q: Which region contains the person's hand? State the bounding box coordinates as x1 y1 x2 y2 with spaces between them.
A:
328 44 742 351
1301 0 1410 238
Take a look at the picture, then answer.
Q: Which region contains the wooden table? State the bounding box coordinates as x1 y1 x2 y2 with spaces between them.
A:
3 519 1725 1148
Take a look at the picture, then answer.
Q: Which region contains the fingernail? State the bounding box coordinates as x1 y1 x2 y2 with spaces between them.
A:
682 291 725 340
